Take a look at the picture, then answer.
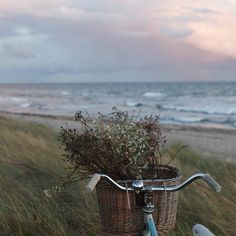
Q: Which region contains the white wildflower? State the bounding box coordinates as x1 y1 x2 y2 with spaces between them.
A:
43 189 52 198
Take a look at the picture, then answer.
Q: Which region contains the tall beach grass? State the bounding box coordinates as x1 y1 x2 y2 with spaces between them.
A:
0 116 101 236
0 116 235 235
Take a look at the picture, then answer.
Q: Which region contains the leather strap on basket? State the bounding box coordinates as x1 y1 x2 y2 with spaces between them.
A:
125 182 131 210
163 180 167 212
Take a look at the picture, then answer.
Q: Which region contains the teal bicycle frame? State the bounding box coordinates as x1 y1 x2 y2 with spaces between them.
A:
144 214 158 236
86 173 221 236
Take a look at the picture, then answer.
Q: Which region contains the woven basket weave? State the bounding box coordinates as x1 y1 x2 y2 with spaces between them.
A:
96 165 181 236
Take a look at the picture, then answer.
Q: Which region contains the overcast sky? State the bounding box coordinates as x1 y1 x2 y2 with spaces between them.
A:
0 0 236 83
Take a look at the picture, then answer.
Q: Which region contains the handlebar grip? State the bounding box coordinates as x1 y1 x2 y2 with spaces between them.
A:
86 174 101 192
203 175 222 193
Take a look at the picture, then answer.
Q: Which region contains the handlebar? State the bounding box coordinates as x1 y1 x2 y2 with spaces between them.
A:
86 173 222 193
203 175 222 193
86 173 101 192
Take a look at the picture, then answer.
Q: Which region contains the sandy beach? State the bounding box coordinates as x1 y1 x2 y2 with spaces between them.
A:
1 111 236 162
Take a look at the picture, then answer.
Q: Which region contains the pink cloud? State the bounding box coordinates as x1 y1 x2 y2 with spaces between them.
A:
185 12 236 59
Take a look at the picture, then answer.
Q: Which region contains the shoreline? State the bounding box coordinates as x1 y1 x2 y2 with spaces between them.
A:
1 111 236 162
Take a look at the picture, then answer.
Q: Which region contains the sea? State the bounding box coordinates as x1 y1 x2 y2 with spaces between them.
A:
0 82 236 129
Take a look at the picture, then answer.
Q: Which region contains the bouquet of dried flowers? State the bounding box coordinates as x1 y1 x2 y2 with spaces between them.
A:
59 108 167 181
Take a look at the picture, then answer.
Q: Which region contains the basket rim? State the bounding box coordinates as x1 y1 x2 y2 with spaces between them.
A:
116 165 182 184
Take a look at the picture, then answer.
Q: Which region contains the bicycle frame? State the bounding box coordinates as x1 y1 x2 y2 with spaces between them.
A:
142 189 158 236
144 214 158 236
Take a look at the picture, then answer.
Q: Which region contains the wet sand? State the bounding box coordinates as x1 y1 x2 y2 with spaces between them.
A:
1 111 236 162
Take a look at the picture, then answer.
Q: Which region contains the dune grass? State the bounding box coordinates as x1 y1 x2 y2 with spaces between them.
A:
0 116 235 235
165 144 236 236
0 116 101 236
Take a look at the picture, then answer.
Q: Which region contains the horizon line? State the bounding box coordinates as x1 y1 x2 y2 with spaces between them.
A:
1 80 236 85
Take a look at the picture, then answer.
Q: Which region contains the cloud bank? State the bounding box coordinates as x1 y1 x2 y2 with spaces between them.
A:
0 0 235 82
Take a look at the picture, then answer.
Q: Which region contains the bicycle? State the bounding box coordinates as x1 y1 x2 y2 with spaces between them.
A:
86 173 222 236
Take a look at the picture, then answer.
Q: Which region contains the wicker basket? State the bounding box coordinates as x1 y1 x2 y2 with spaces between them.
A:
96 165 182 236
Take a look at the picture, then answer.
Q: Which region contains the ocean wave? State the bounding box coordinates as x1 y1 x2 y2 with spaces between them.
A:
0 96 28 103
162 105 208 114
218 118 236 126
82 92 90 97
165 117 209 123
227 109 236 115
143 92 163 98
126 101 143 108
162 105 236 116
11 97 28 102
20 103 31 108
177 117 208 123
61 91 70 96
23 102 47 110
161 116 236 127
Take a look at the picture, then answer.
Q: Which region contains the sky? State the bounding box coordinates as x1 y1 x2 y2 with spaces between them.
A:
0 0 236 83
